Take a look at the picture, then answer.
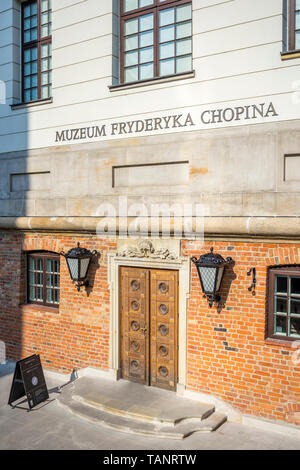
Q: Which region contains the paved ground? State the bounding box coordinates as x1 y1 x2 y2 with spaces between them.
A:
0 362 299 450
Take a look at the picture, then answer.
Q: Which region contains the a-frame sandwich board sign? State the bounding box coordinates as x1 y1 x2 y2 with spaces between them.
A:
8 355 49 410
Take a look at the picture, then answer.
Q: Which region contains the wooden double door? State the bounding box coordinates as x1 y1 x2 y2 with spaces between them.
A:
120 267 178 391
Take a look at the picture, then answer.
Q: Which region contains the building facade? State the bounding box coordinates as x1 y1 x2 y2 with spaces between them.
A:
0 0 300 427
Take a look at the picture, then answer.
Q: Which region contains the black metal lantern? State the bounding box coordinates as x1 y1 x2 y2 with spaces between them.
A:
192 248 233 307
61 243 98 291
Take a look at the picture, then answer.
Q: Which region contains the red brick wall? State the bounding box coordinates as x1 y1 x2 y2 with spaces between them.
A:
0 233 299 425
182 240 300 426
0 233 116 373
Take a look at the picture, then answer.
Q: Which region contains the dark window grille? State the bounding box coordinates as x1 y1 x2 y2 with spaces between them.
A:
22 0 52 103
121 0 192 84
268 266 300 341
27 252 60 307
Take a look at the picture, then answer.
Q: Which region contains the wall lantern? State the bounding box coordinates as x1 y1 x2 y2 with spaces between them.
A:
61 243 99 291
192 248 233 308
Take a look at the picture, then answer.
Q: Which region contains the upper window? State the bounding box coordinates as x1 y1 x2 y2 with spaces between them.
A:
121 0 192 84
22 0 52 103
267 267 300 341
27 252 60 307
289 0 300 51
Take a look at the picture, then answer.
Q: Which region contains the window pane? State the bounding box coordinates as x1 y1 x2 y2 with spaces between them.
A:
31 61 38 74
125 50 138 66
124 0 138 12
176 55 192 73
41 0 49 12
41 44 49 58
291 277 300 295
140 62 153 80
139 0 153 7
124 18 138 36
275 297 287 314
31 2 37 15
46 259 53 272
125 34 138 51
24 77 31 89
42 72 49 85
140 30 153 47
41 86 49 99
275 276 288 293
24 31 31 43
24 18 31 30
159 42 174 59
176 21 192 39
31 88 38 101
296 31 300 49
290 317 300 337
29 271 35 285
291 299 300 315
41 12 49 25
31 75 38 87
176 38 192 56
24 5 31 17
46 274 52 287
296 0 300 9
31 28 38 40
47 288 53 303
159 8 175 27
125 66 138 82
24 49 31 63
140 13 153 31
159 25 175 43
176 4 192 22
41 25 49 38
296 11 300 29
274 315 286 335
140 46 153 63
29 286 36 301
31 47 38 60
41 58 49 72
24 90 31 102
159 58 175 76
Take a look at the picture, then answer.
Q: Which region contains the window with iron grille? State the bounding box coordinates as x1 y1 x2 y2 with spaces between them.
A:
121 0 192 84
22 0 52 103
27 252 60 307
289 0 300 51
267 267 300 341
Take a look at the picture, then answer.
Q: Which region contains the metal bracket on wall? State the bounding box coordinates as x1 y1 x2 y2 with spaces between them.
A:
247 267 256 296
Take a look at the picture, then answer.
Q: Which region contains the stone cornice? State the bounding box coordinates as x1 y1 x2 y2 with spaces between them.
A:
0 216 300 240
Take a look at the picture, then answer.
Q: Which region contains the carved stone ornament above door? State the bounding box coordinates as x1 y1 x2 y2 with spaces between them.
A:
117 240 177 260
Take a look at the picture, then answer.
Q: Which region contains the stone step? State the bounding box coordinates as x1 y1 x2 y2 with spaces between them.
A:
57 381 227 439
72 394 215 426
58 396 226 439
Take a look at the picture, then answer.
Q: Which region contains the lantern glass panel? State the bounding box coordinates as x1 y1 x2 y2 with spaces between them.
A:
80 257 91 280
199 267 217 294
216 266 225 292
66 257 80 281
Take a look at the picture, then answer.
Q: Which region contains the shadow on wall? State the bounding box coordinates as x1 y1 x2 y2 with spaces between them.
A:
0 0 30 366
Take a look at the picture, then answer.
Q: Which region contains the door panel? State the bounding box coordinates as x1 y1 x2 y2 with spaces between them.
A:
150 270 178 391
120 267 149 385
120 267 178 391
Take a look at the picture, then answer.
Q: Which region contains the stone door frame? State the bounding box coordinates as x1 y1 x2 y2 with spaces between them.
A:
107 241 190 392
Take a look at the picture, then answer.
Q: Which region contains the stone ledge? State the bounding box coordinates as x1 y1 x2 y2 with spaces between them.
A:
0 216 300 239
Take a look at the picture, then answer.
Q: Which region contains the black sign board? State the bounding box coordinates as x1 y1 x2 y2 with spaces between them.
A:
8 355 49 410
